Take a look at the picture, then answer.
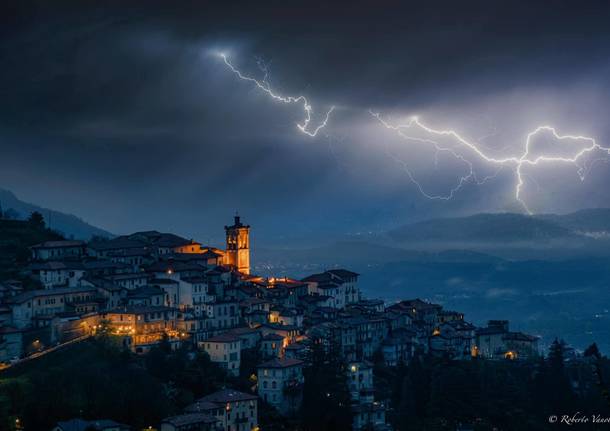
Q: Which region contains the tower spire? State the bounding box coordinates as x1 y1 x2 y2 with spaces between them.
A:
224 213 250 274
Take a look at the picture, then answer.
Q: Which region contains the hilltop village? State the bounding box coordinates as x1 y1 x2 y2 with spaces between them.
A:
0 215 540 431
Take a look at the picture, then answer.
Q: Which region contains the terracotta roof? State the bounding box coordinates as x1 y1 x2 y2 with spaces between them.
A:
202 249 222 258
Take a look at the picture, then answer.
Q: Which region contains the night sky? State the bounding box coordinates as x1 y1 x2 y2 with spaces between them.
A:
2 1 610 242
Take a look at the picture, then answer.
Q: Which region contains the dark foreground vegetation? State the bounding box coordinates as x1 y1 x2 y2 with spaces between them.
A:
1 336 609 431
0 213 62 287
375 341 610 431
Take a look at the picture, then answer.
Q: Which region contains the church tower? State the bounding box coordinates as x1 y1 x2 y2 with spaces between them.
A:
225 214 250 274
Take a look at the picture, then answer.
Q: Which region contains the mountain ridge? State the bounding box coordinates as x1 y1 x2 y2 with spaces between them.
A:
0 188 113 240
387 210 610 244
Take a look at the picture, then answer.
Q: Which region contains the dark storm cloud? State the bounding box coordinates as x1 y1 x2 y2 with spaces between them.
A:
1 1 610 242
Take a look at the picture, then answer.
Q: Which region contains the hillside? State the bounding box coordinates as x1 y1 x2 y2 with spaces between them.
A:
0 188 112 240
0 219 63 284
0 338 174 430
387 213 578 244
536 208 610 235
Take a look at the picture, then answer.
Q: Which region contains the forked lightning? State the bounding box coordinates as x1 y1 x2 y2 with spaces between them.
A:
219 54 610 213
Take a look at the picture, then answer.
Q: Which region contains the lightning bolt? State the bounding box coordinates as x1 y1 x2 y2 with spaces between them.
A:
372 113 610 213
219 53 334 137
218 53 610 213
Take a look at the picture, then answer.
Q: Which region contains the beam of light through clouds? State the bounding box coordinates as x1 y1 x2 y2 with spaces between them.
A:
219 54 610 214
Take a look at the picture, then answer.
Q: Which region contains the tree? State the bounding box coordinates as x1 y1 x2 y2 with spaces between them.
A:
540 339 575 415
3 208 20 220
396 374 418 431
548 338 566 372
27 211 45 229
585 343 601 359
299 342 352 431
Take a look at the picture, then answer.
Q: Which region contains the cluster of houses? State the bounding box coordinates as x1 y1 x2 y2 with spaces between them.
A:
0 216 539 431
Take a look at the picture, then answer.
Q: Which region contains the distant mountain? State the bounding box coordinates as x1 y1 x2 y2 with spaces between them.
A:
535 208 610 236
388 212 578 245
0 188 113 240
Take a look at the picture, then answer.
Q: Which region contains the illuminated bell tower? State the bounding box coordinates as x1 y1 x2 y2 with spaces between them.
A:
225 214 250 274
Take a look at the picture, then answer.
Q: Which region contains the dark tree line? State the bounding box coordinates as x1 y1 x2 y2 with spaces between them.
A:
0 334 232 431
3 329 610 431
298 341 352 431
375 340 610 431
0 337 172 431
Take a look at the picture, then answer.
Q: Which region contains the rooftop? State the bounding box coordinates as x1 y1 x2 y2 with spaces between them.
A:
149 278 179 285
285 342 306 350
326 269 359 279
9 286 98 304
161 413 217 427
31 240 85 249
55 418 129 431
104 305 175 314
302 269 359 284
203 333 242 343
184 400 222 413
127 285 165 298
227 326 260 336
199 388 257 403
262 333 284 341
30 261 85 270
258 357 304 368
145 260 204 273
89 238 146 251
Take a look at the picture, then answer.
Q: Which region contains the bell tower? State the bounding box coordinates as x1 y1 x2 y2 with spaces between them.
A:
225 213 250 274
